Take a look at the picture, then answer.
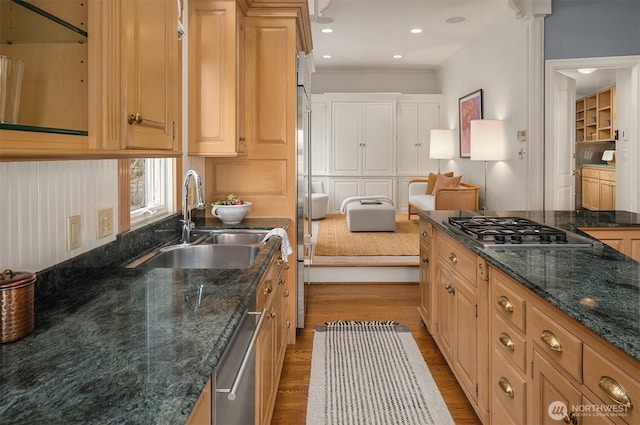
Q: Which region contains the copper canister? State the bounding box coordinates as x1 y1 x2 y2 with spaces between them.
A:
1 269 36 343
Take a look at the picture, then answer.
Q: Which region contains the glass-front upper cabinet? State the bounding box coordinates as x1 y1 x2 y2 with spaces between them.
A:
0 0 88 135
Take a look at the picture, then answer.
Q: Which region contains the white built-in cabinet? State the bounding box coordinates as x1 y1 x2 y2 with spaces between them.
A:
310 93 442 213
329 178 394 211
311 99 329 175
396 100 440 176
331 101 395 175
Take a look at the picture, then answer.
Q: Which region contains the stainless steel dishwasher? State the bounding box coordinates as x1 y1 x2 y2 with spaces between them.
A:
214 305 267 425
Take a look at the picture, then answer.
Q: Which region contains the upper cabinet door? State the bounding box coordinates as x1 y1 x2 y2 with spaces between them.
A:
188 0 242 156
122 0 180 151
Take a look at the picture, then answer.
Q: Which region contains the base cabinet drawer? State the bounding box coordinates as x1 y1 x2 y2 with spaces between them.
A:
492 350 526 425
530 306 582 381
583 345 639 425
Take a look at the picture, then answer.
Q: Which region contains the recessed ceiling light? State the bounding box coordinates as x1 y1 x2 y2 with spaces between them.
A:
322 55 332 59
578 68 597 74
410 28 422 34
393 55 403 59
446 16 466 24
321 28 333 33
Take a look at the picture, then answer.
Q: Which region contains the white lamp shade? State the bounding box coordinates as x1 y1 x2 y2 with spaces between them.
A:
470 119 507 161
429 129 455 159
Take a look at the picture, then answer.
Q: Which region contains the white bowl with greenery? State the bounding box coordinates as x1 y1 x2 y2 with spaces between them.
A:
211 201 252 224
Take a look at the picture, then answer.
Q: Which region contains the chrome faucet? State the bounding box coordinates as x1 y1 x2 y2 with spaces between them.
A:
181 170 206 243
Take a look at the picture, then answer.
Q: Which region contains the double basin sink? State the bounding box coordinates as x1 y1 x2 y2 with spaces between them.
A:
128 229 268 269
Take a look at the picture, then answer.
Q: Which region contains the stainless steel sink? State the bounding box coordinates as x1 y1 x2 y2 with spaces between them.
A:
200 230 268 245
131 244 260 269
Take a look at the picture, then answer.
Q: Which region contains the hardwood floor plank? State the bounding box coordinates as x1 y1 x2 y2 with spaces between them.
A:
271 283 481 425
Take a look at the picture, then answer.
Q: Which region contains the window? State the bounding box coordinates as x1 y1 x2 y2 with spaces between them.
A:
129 158 175 226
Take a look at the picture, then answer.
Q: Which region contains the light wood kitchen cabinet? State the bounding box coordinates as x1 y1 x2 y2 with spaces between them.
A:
576 86 616 142
256 253 288 425
417 220 435 330
118 0 180 152
419 218 640 425
580 227 640 261
428 229 490 423
330 101 395 175
1 0 182 159
582 167 616 211
185 377 212 425
188 0 246 156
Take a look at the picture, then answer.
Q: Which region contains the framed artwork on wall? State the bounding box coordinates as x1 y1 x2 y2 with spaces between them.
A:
458 89 483 158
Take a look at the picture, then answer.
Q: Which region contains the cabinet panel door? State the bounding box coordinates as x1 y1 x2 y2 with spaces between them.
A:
123 0 178 150
454 274 478 403
532 350 582 425
331 102 362 174
362 102 394 174
362 178 393 199
396 102 419 174
417 102 439 175
600 180 615 210
435 262 456 361
582 176 600 210
329 179 360 212
311 101 328 175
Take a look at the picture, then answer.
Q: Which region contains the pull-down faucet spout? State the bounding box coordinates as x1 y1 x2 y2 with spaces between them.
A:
181 170 206 243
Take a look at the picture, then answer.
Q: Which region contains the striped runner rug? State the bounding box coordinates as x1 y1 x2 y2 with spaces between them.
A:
307 321 454 425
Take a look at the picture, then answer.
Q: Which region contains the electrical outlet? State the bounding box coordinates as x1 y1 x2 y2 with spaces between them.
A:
97 207 114 239
67 215 81 251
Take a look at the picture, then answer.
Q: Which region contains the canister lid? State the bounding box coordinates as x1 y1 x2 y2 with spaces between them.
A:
0 269 36 289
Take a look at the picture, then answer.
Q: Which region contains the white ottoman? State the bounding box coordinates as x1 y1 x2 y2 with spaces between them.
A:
346 201 396 232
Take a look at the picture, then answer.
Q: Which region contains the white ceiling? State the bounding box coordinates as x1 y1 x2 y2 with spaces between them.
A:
309 0 514 71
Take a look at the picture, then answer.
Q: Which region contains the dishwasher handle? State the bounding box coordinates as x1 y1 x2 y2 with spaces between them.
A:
216 308 267 401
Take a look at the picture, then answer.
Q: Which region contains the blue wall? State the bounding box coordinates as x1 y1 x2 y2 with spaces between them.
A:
545 0 640 59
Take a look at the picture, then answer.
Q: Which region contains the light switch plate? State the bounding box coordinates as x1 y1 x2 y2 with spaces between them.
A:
97 207 114 239
67 215 81 251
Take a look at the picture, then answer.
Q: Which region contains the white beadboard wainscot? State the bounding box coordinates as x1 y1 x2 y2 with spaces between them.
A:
0 160 119 272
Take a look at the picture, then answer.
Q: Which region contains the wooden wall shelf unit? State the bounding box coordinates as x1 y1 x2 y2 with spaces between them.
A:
0 0 182 160
575 85 616 142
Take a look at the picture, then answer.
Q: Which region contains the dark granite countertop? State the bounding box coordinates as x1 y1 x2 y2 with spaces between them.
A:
0 215 291 425
417 210 640 362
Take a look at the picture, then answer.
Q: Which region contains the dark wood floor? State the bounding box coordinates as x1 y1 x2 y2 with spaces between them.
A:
271 283 481 424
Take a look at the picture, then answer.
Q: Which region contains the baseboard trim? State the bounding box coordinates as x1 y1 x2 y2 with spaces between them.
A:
310 266 419 283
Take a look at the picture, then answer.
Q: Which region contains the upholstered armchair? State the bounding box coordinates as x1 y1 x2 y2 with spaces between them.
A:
309 181 329 219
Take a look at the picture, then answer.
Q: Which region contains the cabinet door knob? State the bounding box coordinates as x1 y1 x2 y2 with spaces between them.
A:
422 257 429 264
421 230 428 237
598 376 632 408
127 113 143 125
498 377 515 398
499 332 515 351
540 330 563 352
497 295 514 312
448 253 458 264
264 286 272 295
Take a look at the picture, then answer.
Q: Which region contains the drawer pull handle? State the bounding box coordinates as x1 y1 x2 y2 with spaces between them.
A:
540 330 563 352
445 284 456 295
497 295 514 312
448 253 458 263
422 257 429 264
562 412 578 425
283 289 289 298
598 376 632 408
264 286 272 295
498 377 514 398
421 230 428 237
499 332 515 351
278 279 285 286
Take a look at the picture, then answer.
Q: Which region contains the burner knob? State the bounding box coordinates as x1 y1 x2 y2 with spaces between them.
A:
555 234 568 243
495 235 506 243
511 235 522 244
540 235 552 244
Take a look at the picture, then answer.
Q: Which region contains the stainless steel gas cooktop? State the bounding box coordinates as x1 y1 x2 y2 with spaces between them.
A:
445 216 598 248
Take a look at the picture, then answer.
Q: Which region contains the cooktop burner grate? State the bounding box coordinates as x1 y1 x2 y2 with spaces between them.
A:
446 216 595 247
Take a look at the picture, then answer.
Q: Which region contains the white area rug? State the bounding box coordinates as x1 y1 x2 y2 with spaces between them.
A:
307 321 454 425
